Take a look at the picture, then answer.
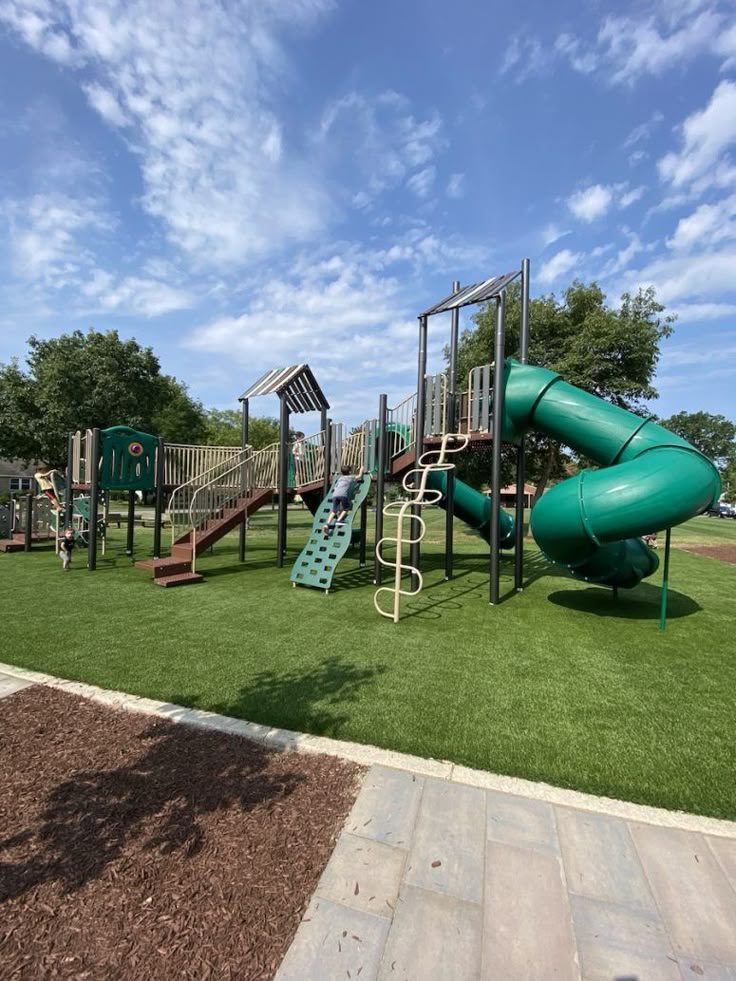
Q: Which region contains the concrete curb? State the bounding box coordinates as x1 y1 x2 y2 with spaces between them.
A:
2 661 734 840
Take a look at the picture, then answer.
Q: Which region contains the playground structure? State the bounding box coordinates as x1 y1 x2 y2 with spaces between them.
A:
1 259 721 628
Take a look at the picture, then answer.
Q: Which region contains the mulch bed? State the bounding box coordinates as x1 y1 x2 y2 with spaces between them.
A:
0 686 363 980
679 543 736 565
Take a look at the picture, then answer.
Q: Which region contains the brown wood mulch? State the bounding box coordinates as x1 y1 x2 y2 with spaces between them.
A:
678 543 736 565
0 686 363 980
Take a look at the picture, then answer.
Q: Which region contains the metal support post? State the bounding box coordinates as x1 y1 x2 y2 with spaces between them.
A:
125 489 136 556
659 528 672 631
359 499 368 566
239 399 249 562
24 492 33 552
445 280 460 580
410 315 428 590
490 294 506 605
153 437 165 559
87 428 101 571
514 258 530 591
65 432 74 528
277 396 289 567
324 419 332 497
374 394 388 584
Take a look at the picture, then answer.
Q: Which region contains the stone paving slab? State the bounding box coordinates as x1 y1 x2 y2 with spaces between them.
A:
346 765 424 848
315 832 406 919
631 824 736 965
404 778 486 904
483 840 580 980
0 672 33 699
569 894 680 981
274 896 390 981
556 807 658 913
486 788 559 854
377 884 482 981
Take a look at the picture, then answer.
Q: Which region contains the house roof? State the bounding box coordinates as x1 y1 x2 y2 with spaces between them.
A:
238 364 329 413
0 459 42 478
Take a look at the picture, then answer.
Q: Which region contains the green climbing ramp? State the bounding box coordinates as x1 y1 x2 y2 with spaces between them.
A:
290 474 371 591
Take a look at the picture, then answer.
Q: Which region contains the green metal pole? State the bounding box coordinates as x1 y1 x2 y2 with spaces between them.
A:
659 528 672 632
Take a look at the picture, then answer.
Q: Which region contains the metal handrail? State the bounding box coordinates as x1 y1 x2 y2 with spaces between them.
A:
168 450 250 547
291 430 327 488
387 392 416 458
184 442 280 571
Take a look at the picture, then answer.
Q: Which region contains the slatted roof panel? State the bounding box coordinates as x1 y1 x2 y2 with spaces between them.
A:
238 364 330 413
420 270 520 317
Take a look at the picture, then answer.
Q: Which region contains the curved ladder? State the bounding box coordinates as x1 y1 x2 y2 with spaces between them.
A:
374 433 468 623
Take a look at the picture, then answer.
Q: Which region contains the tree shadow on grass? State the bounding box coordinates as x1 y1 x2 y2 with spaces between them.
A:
548 582 701 621
0 718 303 901
204 655 388 739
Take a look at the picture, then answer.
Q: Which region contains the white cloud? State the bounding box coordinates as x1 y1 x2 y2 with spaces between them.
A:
620 186 646 208
541 224 571 249
667 194 736 250
317 91 445 208
446 173 465 199
597 9 722 85
505 4 734 87
80 270 193 316
625 249 736 305
567 182 646 222
567 184 614 222
82 83 128 127
658 80 736 189
4 192 112 284
0 0 336 266
538 248 582 285
406 167 436 198
624 112 664 149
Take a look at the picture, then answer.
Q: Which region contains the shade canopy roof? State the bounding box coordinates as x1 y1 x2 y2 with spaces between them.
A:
420 270 520 317
238 364 329 413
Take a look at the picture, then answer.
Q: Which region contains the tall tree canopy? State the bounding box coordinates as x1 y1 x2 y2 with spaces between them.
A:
658 411 735 469
0 330 206 468
203 408 280 450
451 281 675 496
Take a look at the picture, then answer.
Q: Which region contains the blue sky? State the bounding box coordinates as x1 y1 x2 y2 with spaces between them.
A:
0 0 735 434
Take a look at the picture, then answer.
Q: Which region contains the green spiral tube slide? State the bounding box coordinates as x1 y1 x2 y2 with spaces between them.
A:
500 361 722 588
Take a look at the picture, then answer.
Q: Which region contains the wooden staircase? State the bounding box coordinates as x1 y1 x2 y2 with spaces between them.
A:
136 487 272 586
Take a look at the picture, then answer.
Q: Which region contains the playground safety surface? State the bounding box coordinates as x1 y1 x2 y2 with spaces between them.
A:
0 686 362 980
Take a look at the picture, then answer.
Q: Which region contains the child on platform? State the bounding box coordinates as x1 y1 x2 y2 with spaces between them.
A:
59 527 75 572
323 466 365 533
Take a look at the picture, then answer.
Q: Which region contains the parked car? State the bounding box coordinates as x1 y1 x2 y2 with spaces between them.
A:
706 503 736 518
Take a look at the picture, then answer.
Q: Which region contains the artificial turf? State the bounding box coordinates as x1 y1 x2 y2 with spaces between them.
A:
2 507 735 820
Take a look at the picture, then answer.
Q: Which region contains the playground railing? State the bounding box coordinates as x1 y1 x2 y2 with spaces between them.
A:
467 363 493 433
71 428 95 484
164 443 243 488
186 442 280 570
387 393 416 458
425 373 448 436
291 430 326 488
168 450 249 546
340 425 367 472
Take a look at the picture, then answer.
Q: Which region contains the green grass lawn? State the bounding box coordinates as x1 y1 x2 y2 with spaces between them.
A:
2 508 735 819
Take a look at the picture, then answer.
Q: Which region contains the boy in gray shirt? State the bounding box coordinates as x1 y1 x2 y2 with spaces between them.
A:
323 466 365 533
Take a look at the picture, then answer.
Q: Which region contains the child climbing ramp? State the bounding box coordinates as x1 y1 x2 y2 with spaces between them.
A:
290 470 371 592
323 466 366 533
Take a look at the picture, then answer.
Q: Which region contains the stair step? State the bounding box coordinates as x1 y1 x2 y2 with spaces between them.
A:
171 544 193 559
0 539 25 553
153 572 204 587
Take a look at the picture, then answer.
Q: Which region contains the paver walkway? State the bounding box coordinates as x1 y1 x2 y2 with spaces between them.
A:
1 670 734 980
277 766 736 980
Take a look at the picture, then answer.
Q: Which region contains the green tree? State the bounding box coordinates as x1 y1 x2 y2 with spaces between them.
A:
203 408 280 449
152 375 208 445
0 330 206 467
721 459 736 501
659 411 735 469
452 281 675 498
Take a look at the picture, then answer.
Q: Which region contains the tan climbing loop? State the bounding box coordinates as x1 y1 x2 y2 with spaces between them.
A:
374 433 469 623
